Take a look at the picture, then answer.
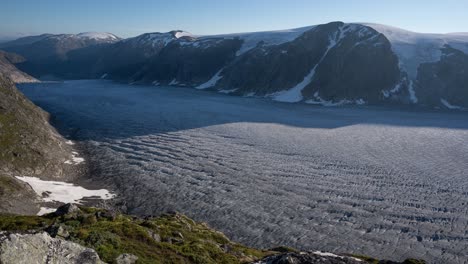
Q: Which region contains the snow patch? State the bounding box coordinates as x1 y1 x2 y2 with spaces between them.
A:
169 79 179 86
37 207 56 216
313 251 362 261
219 89 237 94
364 23 468 79
15 176 115 211
355 99 366 105
76 32 119 41
408 80 418 103
64 151 84 165
65 140 75 145
273 26 343 103
100 73 108 79
441 98 464 110
152 80 160 86
196 69 223 89
174 31 193 39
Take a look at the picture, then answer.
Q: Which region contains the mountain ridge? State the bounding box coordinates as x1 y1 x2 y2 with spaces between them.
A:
4 21 468 109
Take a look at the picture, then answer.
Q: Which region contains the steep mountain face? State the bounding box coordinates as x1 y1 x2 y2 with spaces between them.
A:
4 22 468 109
0 51 38 83
365 23 468 108
416 46 468 108
0 74 72 214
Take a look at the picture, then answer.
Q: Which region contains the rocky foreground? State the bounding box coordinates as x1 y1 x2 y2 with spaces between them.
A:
0 204 425 264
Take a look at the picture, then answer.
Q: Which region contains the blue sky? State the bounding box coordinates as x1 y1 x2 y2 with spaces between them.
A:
1 0 467 40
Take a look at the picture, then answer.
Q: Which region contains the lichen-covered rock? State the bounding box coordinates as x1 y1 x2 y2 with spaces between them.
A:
0 232 105 264
115 253 138 264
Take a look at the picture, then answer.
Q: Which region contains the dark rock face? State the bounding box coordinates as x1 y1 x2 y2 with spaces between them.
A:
0 75 73 214
254 252 365 264
416 46 468 108
3 33 120 79
216 22 401 104
133 38 242 85
304 24 400 103
217 23 339 95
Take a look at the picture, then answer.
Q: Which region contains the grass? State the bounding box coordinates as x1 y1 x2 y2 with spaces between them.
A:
0 206 272 264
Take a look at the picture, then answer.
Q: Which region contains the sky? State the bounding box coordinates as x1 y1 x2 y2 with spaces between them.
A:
1 0 467 40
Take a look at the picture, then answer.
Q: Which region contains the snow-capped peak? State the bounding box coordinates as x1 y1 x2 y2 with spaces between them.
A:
173 31 193 39
363 23 468 79
76 32 120 41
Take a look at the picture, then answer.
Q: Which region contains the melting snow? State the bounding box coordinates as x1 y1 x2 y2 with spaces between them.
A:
441 98 464 110
219 89 237 94
76 32 119 41
408 80 418 103
64 151 84 165
169 79 179 86
196 69 223 89
37 207 56 216
15 176 115 212
273 26 343 103
174 31 193 39
364 23 468 79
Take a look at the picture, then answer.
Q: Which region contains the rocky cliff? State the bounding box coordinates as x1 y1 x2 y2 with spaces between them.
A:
0 74 72 214
0 51 38 83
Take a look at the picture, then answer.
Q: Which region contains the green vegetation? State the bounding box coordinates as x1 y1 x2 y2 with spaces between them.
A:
0 206 273 264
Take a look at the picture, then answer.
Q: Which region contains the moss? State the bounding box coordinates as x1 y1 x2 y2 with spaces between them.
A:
0 214 53 231
0 207 270 264
0 206 425 264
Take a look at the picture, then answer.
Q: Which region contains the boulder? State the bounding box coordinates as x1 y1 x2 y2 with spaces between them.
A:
0 232 105 264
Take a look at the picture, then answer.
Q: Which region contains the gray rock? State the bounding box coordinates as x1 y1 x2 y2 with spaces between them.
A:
0 232 105 264
47 225 70 238
147 230 161 242
54 203 81 216
254 252 363 264
115 253 138 264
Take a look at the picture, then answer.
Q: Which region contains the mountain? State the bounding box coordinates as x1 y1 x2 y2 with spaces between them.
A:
0 34 54 48
0 51 38 83
5 22 468 109
1 32 121 79
0 74 73 214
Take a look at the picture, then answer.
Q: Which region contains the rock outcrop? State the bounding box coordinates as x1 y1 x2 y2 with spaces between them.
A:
0 51 38 83
0 232 104 264
0 74 73 214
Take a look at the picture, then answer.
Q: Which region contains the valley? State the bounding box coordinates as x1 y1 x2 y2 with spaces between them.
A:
19 80 468 263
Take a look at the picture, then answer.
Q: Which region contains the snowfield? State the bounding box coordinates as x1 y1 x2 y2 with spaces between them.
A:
15 176 115 215
20 80 468 264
